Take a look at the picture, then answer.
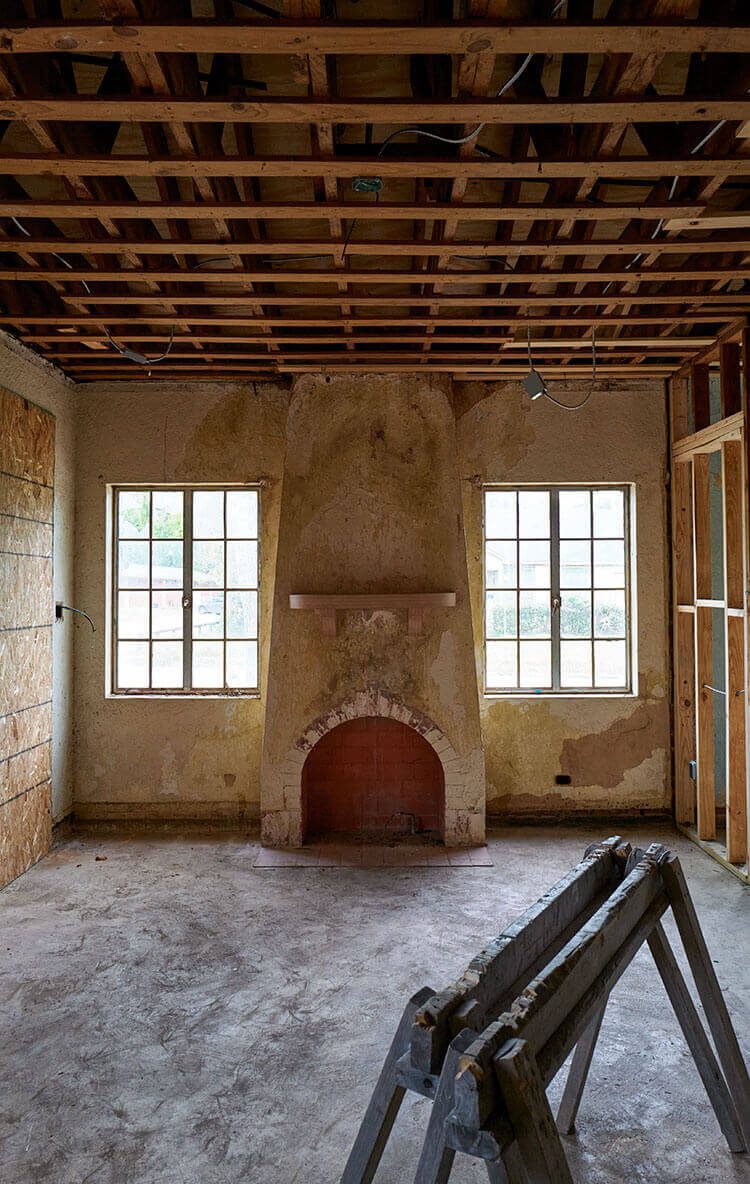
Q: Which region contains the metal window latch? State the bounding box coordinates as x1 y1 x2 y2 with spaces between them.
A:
182 595 192 609
551 595 561 614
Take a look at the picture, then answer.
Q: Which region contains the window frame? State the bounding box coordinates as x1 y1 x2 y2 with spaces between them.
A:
483 483 635 698
109 483 261 698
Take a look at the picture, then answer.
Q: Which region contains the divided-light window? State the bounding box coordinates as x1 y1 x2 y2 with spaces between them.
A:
484 486 633 695
112 486 259 695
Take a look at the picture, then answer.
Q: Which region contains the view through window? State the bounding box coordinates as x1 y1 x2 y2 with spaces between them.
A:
112 486 259 694
484 486 632 694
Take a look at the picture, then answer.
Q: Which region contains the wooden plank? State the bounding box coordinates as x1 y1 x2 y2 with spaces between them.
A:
671 411 744 461
720 342 742 418
7 266 750 286
669 375 691 442
1 152 748 181
9 313 738 328
695 607 716 841
412 838 623 1072
725 614 747 864
58 292 745 309
666 213 750 232
660 855 750 1148
3 21 748 56
341 987 436 1184
692 363 711 432
646 923 745 1152
673 459 696 828
1 96 749 125
493 1039 574 1184
722 440 744 610
555 1001 607 1135
30 334 715 349
0 199 705 223
7 236 748 259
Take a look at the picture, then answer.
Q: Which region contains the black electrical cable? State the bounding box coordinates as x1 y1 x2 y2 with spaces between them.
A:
527 326 597 411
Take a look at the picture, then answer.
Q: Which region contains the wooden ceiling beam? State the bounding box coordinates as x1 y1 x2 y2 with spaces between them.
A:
1 153 745 180
24 332 714 348
0 199 706 222
2 21 747 57
5 313 737 327
55 291 749 308
2 96 748 124
4 235 741 258
5 266 747 284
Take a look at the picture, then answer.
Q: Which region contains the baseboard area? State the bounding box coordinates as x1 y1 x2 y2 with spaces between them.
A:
487 807 671 827
72 800 261 827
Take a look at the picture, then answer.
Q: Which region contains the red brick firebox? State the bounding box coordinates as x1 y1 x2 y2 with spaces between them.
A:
301 716 445 841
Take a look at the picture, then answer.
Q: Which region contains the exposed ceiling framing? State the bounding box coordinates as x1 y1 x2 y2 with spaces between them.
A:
0 2 748 383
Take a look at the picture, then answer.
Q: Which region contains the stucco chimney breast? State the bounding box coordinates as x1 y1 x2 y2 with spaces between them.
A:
260 375 485 848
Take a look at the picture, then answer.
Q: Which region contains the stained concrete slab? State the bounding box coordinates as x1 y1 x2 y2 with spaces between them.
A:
1 823 748 1184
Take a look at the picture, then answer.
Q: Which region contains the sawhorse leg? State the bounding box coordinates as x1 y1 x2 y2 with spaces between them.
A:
661 854 750 1150
494 1038 574 1184
413 1029 475 1184
341 987 434 1184
556 998 608 1134
648 921 745 1152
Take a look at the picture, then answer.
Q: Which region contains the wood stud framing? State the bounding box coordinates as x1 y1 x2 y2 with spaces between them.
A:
0 8 747 381
669 321 750 877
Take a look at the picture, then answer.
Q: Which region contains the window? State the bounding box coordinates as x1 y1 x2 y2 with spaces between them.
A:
112 486 259 695
484 486 632 694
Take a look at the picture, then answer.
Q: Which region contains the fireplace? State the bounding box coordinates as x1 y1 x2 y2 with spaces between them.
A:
302 716 444 842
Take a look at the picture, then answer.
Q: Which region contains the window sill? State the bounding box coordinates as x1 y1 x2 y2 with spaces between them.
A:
483 691 637 701
106 692 261 701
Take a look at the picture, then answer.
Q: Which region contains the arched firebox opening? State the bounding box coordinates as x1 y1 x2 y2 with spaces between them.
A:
301 716 445 843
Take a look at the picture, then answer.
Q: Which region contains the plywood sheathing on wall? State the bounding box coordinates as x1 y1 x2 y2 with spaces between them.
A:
0 384 53 887
456 375 671 820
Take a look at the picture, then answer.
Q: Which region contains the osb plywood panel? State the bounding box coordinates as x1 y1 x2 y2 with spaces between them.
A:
0 555 53 630
0 741 51 807
0 702 52 763
0 385 54 888
0 629 53 717
0 781 52 888
0 386 54 487
0 472 53 523
0 517 53 557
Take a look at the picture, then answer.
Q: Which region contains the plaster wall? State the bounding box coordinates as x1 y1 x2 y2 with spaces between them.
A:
261 374 485 846
0 333 75 823
456 376 671 819
72 380 288 822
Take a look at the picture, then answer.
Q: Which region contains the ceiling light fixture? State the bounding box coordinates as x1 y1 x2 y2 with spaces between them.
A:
525 327 597 411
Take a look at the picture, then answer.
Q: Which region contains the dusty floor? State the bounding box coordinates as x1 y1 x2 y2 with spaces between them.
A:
1 823 748 1184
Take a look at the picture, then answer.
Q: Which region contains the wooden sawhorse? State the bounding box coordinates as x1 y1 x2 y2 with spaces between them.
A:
341 839 750 1183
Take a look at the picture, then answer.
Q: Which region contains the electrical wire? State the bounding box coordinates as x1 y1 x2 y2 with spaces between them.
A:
374 0 565 159
10 215 177 365
528 326 597 411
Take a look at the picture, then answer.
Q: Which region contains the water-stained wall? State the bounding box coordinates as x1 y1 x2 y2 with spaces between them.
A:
68 371 669 828
72 380 288 822
456 376 670 819
261 374 485 846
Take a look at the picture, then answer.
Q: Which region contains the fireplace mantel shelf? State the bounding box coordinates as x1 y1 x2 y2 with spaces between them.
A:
289 592 456 636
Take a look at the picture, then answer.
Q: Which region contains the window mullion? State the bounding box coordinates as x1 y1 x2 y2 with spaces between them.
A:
550 489 561 691
183 490 193 690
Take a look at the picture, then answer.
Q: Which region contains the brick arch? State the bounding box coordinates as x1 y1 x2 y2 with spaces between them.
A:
302 716 445 841
263 689 476 848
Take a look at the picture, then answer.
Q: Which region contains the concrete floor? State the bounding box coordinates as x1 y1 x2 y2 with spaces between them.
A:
1 823 748 1184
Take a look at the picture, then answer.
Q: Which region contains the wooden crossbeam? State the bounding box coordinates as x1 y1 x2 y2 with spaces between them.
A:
1 96 748 125
63 362 676 376
6 313 737 327
0 199 706 222
0 153 746 181
10 266 747 285
2 20 748 57
4 236 745 258
26 333 713 348
54 292 750 308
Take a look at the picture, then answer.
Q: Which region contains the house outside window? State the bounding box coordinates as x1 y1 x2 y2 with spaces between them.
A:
111 485 260 695
484 485 634 695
